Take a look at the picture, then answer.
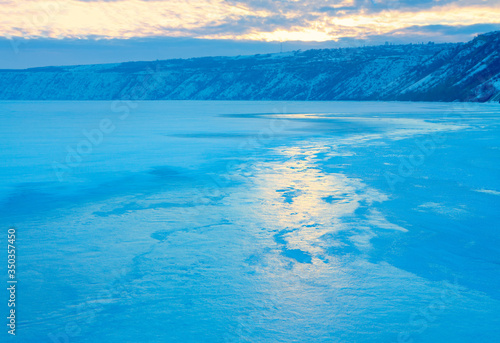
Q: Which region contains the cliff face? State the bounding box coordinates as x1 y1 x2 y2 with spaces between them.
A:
1 31 499 102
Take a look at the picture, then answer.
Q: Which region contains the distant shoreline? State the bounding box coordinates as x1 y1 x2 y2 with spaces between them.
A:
1 31 499 103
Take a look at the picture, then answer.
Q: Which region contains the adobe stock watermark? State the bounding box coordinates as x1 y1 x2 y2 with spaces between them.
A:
384 129 446 190
52 117 118 182
52 64 164 182
384 112 465 191
174 106 292 225
397 277 463 343
47 267 132 343
6 227 17 336
6 0 67 55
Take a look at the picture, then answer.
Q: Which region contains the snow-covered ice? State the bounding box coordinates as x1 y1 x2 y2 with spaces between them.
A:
0 101 499 342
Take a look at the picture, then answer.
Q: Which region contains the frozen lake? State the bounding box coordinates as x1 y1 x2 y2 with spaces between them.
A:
1 101 499 342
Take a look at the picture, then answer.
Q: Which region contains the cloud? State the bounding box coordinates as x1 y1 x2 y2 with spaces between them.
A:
232 0 457 14
389 23 500 36
0 0 499 42
1 23 497 69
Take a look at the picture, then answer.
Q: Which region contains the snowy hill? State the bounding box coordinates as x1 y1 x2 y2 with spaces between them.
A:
1 31 500 102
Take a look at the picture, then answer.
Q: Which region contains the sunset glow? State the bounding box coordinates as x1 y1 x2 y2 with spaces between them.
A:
1 0 499 41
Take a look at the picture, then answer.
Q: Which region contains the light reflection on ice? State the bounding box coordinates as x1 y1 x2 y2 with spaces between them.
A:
1 101 499 342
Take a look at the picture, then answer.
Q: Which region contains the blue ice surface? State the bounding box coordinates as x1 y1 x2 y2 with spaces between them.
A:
0 101 499 342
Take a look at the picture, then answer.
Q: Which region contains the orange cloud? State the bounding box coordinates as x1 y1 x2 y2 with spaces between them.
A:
0 0 499 41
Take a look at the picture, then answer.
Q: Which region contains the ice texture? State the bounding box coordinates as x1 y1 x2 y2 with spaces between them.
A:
0 100 499 342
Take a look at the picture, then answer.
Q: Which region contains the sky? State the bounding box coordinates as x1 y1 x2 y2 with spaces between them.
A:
1 0 499 68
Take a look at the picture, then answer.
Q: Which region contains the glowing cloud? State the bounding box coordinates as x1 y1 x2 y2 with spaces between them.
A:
0 0 499 41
